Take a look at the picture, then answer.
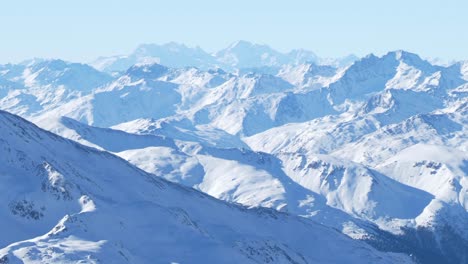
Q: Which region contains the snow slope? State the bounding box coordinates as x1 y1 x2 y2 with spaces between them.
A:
37 114 465 263
0 110 414 263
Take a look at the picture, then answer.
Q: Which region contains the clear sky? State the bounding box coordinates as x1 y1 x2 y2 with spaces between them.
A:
1 0 466 63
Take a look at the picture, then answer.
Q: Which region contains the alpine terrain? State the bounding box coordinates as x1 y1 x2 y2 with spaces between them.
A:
0 42 466 264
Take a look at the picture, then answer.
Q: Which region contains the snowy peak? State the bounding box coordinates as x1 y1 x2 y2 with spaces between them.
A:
389 50 434 70
0 59 115 118
224 40 259 50
277 63 337 89
328 53 400 103
329 50 464 104
215 40 289 69
133 42 217 67
216 41 337 70
92 42 217 73
287 49 319 64
384 51 466 92
135 42 196 55
320 54 359 68
21 59 113 91
222 40 275 54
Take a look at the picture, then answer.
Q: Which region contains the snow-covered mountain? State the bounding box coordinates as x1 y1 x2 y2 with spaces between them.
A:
243 51 468 263
91 41 356 73
0 110 414 263
214 40 299 70
1 59 113 91
1 45 467 263
0 59 113 117
91 42 218 73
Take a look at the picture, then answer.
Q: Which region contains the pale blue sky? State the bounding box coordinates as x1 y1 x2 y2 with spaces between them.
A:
1 0 466 63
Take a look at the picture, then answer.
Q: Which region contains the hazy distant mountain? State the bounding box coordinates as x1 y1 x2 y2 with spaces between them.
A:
91 41 357 73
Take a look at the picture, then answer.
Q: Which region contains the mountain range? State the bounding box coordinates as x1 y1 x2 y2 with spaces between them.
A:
90 40 358 73
0 42 467 264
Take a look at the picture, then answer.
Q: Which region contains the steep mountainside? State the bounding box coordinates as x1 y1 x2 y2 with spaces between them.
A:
0 110 413 264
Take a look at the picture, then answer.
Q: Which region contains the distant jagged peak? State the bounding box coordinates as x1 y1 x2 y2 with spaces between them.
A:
134 42 208 56
223 40 272 51
1 58 112 93
286 48 320 65
385 50 436 70
21 58 108 75
218 41 357 69
14 58 71 71
361 52 379 60
222 41 315 60
89 41 355 72
288 48 318 58
352 50 434 71
345 52 397 73
31 58 68 68
426 56 458 67
18 57 47 67
328 51 449 104
392 50 418 60
318 54 359 68
216 41 286 61
338 49 446 82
